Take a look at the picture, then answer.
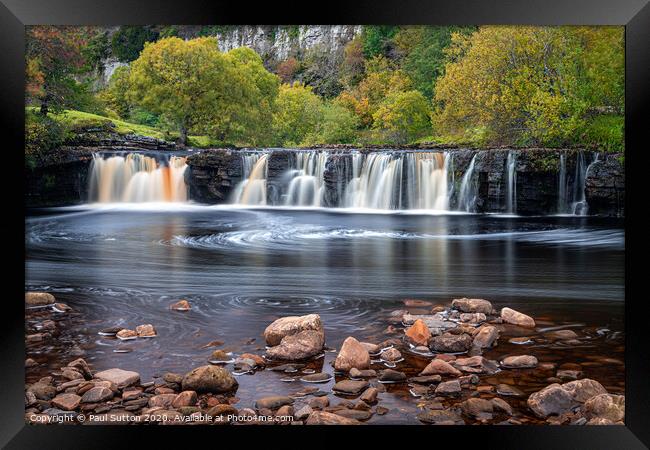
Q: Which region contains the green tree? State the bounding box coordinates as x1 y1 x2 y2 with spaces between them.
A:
303 101 359 145
372 90 431 144
128 37 234 145
111 26 159 62
98 65 132 118
362 26 398 58
272 83 323 146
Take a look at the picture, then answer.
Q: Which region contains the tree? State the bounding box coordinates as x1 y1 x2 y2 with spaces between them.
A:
340 36 365 88
98 65 132 118
303 102 360 145
372 90 431 144
128 37 234 146
362 26 398 58
111 26 160 62
272 84 323 146
26 26 89 115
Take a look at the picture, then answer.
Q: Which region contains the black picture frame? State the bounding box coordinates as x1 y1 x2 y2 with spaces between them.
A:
2 0 648 448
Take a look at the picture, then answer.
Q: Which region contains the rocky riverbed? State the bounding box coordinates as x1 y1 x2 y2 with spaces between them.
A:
25 292 624 426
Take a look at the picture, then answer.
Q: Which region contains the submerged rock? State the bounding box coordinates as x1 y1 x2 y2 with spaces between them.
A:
300 373 333 383
264 314 323 346
452 298 494 314
334 337 371 371
181 365 238 393
255 396 294 410
501 355 538 369
419 359 461 376
500 307 535 327
545 329 579 340
379 347 402 362
170 299 191 311
378 369 406 383
332 379 369 395
266 329 324 361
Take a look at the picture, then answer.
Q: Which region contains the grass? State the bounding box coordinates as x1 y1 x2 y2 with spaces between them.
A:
26 107 217 148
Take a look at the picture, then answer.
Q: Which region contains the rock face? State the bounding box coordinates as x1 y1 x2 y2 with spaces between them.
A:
265 330 325 360
527 378 608 418
452 298 494 314
585 155 625 217
501 307 536 328
334 337 371 372
263 314 324 346
181 365 238 393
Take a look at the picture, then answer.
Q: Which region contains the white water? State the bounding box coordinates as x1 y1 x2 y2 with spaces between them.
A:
230 153 268 205
506 151 517 214
457 155 478 212
558 152 568 213
556 151 599 216
88 153 188 203
284 151 329 206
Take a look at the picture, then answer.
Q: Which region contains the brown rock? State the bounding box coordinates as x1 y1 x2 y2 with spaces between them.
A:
181 365 238 393
460 313 486 324
51 393 81 411
527 384 574 417
255 396 294 410
135 324 157 337
332 379 369 395
240 353 265 368
116 329 138 340
452 298 493 314
170 299 191 311
584 394 625 422
264 314 323 346
419 359 462 376
461 398 494 417
561 379 607 403
52 303 72 313
148 393 176 408
308 396 330 409
94 368 140 388
435 379 461 396
405 319 431 346
81 386 113 403
349 368 376 379
206 404 238 417
379 347 402 362
172 390 197 408
360 387 378 404
25 292 55 306
305 411 361 425
265 330 324 361
501 307 536 328
501 355 538 368
472 325 499 349
491 398 513 415
334 337 371 372
545 329 579 340
429 333 473 353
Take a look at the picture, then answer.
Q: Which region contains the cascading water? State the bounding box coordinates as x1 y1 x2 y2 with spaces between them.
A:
284 151 329 206
88 153 188 203
556 151 598 215
457 154 478 212
231 153 268 205
558 152 568 213
506 151 517 214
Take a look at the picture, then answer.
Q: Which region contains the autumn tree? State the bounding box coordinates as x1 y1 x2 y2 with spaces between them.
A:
26 26 89 115
303 101 360 145
272 84 324 146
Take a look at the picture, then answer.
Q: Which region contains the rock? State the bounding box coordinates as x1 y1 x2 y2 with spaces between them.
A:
309 396 330 409
509 337 533 344
255 396 294 410
295 405 313 420
491 398 513 415
51 393 81 411
460 313 486 324
452 298 493 314
461 398 494 418
360 342 380 354
94 368 140 388
264 314 323 346
419 359 461 376
360 387 378 404
266 330 324 361
28 382 56 400
496 384 525 397
52 303 71 313
181 365 238 393
172 391 197 408
586 417 619 425
334 409 372 420
584 394 625 422
116 329 138 340
135 324 157 337
334 337 371 371
378 369 406 383
404 319 431 346
472 325 499 349
25 358 38 368
545 329 579 340
501 355 538 369
429 333 473 353
349 368 376 379
557 369 582 381
81 386 113 403
170 299 191 311
409 375 442 384
417 409 465 425
561 379 607 403
25 292 55 306
435 380 461 396
210 350 232 362
122 389 142 401
527 384 574 418
305 411 360 425
500 307 536 328
98 326 123 336
403 299 433 308
239 353 265 368
300 373 333 383
67 358 92 380
332 380 369 396
148 393 176 408
163 373 183 384
379 347 402 362
402 314 456 332
61 368 84 381
206 404 238 418
276 405 294 418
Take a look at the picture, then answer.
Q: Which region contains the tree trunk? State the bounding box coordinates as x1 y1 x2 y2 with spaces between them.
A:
179 124 188 147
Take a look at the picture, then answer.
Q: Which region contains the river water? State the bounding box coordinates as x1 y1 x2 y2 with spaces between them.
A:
25 205 625 424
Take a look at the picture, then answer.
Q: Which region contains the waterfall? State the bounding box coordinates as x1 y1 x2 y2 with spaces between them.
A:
231 153 268 205
457 154 478 212
506 151 517 214
88 153 188 203
569 151 600 216
557 152 568 213
284 151 329 206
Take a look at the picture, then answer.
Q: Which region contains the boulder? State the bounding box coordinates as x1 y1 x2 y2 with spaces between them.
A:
264 314 323 346
334 337 371 372
419 359 461 376
561 379 607 403
148 394 177 408
429 333 473 353
332 379 369 395
491 398 513 415
116 329 137 340
501 355 538 369
94 368 140 388
472 325 499 349
25 292 55 306
404 319 431 346
360 387 378 404
583 394 625 422
172 391 197 408
452 298 494 314
181 365 238 393
527 384 574 417
349 368 376 379
435 379 461 396
461 398 494 418
51 393 81 411
265 330 324 361
500 307 535 327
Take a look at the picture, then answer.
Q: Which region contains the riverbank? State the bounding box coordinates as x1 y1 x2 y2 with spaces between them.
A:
25 291 625 425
